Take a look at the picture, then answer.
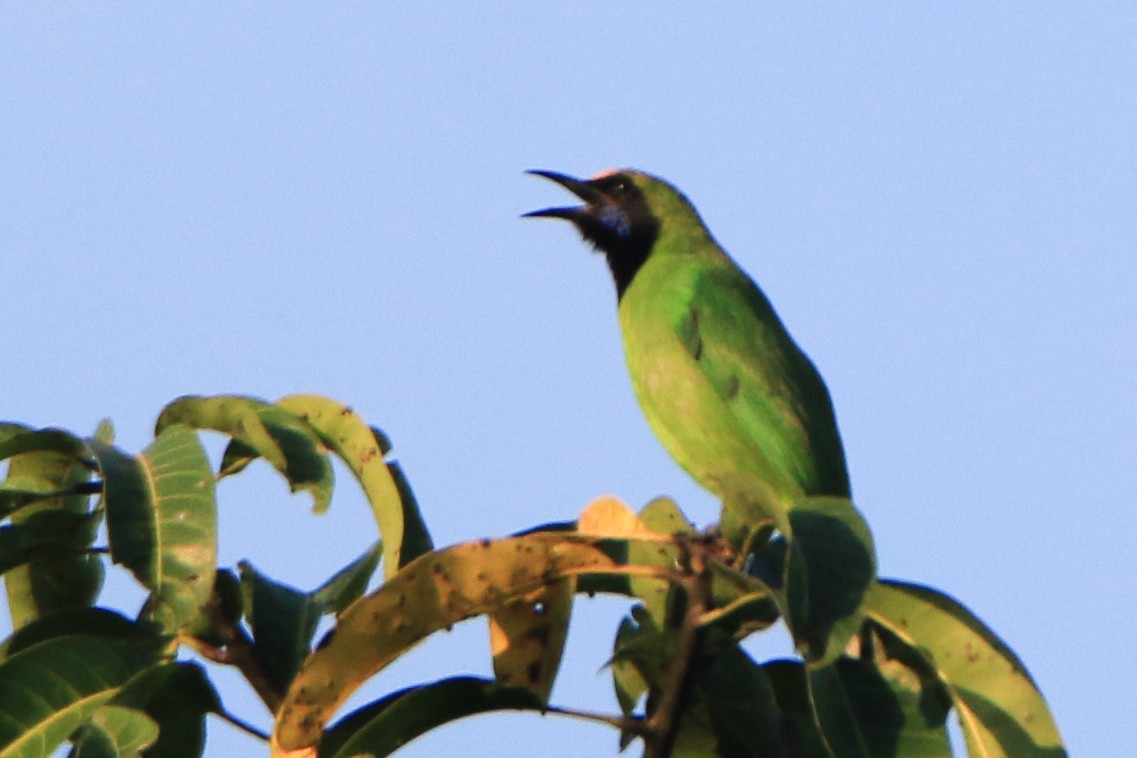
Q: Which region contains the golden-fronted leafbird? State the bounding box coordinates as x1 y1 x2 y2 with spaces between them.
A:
525 169 850 529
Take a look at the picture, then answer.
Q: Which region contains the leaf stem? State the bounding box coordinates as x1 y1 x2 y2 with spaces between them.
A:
214 707 271 742
543 704 649 735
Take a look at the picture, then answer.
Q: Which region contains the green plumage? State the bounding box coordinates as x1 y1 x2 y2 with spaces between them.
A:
527 169 849 526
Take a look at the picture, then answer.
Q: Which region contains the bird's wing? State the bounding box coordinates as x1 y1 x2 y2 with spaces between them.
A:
679 263 850 498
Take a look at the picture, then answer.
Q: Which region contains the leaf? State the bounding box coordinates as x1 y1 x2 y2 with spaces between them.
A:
578 495 643 534
156 395 333 513
611 611 653 718
578 496 675 624
865 579 1066 757
668 698 719 758
694 646 784 757
763 659 836 758
276 395 433 576
637 496 696 536
92 419 115 446
112 662 221 758
69 704 160 757
384 460 433 566
0 511 101 578
635 497 697 626
239 565 312 696
806 654 952 758
701 561 780 641
773 496 876 665
0 427 94 464
0 634 166 758
488 578 573 702
240 542 382 694
0 423 32 445
183 569 245 647
0 476 89 520
3 431 103 629
91 425 217 632
319 677 545 758
613 618 786 756
0 608 157 660
271 533 661 754
310 540 384 615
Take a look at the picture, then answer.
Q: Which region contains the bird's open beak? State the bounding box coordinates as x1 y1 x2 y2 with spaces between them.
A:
522 170 604 220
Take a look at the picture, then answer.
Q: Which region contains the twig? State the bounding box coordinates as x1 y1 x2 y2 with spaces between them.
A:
214 707 271 742
181 583 285 714
543 704 649 735
184 627 283 714
642 537 714 758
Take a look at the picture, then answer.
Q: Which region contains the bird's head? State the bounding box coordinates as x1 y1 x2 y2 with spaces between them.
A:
525 168 707 298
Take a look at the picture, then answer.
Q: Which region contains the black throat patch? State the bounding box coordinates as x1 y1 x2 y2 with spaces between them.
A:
574 178 660 300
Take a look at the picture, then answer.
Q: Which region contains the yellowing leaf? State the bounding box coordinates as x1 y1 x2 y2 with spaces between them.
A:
271 533 662 755
488 578 573 702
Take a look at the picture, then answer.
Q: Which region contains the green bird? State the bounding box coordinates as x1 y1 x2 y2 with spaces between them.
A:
525 169 850 532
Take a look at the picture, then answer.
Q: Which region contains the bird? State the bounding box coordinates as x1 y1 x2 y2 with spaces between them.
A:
524 169 850 537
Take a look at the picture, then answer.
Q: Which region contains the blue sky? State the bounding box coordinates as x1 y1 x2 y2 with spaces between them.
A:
3 4 1134 756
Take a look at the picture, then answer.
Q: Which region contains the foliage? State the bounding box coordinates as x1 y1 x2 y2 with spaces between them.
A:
0 395 1064 757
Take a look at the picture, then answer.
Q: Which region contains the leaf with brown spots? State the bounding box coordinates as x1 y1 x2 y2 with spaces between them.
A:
865 579 1066 757
270 532 673 755
277 395 432 578
156 395 333 513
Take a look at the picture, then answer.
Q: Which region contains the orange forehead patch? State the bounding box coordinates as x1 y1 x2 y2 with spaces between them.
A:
589 168 627 180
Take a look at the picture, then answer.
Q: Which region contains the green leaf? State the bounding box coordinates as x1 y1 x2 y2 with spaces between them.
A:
668 698 719 758
310 540 383 615
0 608 157 661
69 704 160 757
763 660 830 758
0 427 94 464
112 662 221 758
3 431 103 629
239 565 317 696
777 496 876 665
614 625 786 756
610 606 677 693
0 423 32 445
384 459 433 568
92 419 115 446
0 476 92 519
320 677 545 758
182 568 245 648
276 395 434 575
240 542 383 693
91 425 217 632
0 511 101 578
694 646 784 757
806 654 952 758
634 497 693 626
866 579 1066 757
0 634 166 758
156 395 333 513
702 561 780 641
611 611 652 718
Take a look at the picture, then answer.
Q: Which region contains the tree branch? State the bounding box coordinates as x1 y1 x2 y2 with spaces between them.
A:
642 536 715 758
182 581 285 715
